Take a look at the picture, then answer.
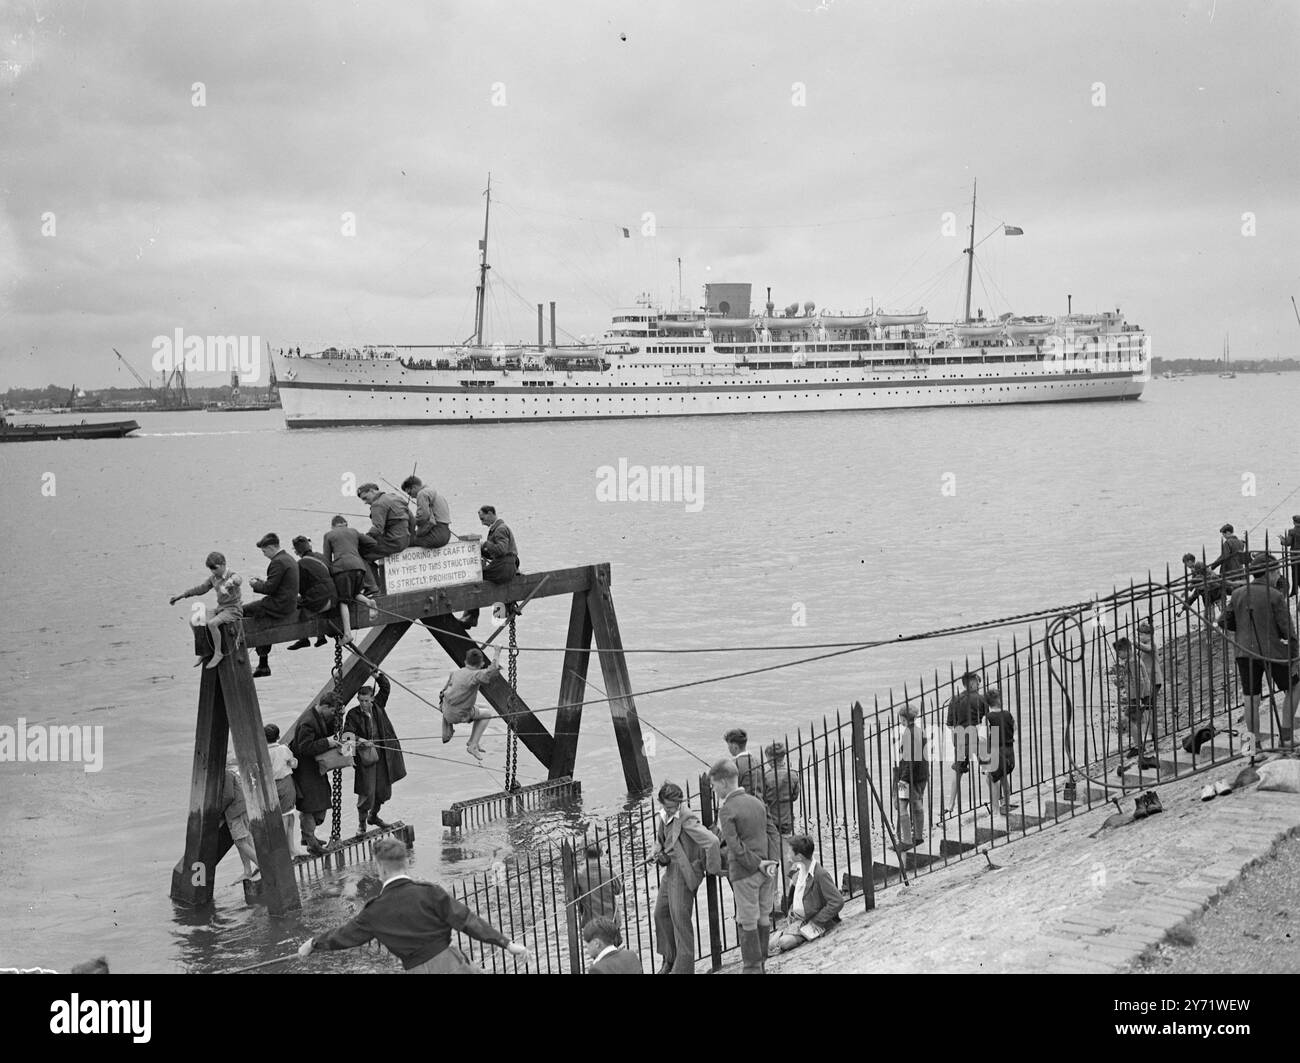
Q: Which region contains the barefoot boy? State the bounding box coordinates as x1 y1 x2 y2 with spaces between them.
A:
170 551 243 669
437 647 502 760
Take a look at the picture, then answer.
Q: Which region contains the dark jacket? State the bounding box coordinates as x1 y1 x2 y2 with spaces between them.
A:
574 857 622 923
757 760 801 835
312 876 509 969
367 493 412 555
1210 534 1247 576
297 551 335 614
290 704 338 814
344 674 408 799
250 550 300 619
1226 580 1296 662
654 808 722 893
946 690 987 728
784 862 845 930
481 518 519 565
324 526 378 573
589 947 643 974
717 789 770 881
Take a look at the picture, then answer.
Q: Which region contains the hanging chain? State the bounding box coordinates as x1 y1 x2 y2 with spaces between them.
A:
505 615 520 792
329 638 344 842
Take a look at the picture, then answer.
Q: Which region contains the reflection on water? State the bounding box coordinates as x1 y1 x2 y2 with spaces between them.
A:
1 379 1296 971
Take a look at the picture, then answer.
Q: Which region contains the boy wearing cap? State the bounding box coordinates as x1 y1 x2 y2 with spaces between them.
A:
170 550 243 669
245 532 300 678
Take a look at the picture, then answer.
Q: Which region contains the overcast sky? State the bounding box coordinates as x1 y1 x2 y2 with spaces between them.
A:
2 0 1297 389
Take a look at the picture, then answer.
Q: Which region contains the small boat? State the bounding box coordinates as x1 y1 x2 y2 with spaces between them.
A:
0 415 140 442
204 402 274 412
1218 334 1235 379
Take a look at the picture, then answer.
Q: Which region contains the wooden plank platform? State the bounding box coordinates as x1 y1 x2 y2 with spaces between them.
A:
222 565 602 649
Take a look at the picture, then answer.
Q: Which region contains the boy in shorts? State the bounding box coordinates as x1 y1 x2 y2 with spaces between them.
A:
170 551 242 669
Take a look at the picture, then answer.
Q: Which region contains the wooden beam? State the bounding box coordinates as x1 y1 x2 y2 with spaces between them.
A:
550 591 592 780
423 614 556 769
170 664 230 908
303 621 412 713
585 564 652 794
219 644 300 914
222 565 596 649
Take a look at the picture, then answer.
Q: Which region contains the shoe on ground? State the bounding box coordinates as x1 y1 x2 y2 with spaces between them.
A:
1126 747 1140 758
1115 764 1129 779
313 636 328 647
287 639 311 651
368 814 393 830
1199 784 1216 802
1213 779 1233 796
252 663 271 678
1145 792 1164 816
1139 755 1161 770
303 837 326 855
1133 794 1150 819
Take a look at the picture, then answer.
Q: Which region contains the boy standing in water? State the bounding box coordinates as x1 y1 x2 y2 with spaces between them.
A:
170 551 243 669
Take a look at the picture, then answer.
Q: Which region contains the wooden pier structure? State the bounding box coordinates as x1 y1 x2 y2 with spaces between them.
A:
171 561 652 916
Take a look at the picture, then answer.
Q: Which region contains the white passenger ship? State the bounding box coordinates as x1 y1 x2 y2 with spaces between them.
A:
276 182 1149 428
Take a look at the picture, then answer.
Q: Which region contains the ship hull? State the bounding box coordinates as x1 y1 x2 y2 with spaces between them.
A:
278 354 1147 428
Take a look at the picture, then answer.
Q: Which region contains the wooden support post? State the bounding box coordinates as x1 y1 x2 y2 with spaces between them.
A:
220 648 299 915
304 621 411 710
171 665 230 908
586 564 652 794
551 591 593 779
423 614 557 769
850 700 876 913
698 772 724 972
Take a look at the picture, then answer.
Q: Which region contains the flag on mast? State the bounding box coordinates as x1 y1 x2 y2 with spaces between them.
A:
1003 224 1024 236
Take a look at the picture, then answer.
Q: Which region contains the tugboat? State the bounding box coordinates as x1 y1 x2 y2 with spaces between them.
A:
0 413 139 442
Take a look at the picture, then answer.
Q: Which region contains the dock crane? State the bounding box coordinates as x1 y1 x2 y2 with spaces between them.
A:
113 348 153 394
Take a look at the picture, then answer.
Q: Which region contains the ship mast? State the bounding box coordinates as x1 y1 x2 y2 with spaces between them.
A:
472 173 492 346
962 179 977 323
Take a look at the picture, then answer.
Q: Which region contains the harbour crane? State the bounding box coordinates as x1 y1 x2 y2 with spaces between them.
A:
113 348 153 393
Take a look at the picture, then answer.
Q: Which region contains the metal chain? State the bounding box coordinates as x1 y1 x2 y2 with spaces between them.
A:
506 616 520 792
329 639 344 842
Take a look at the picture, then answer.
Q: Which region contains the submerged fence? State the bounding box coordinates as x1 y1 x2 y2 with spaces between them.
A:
444 545 1298 973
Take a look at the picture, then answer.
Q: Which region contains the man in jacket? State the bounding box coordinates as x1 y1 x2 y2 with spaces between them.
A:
299 837 532 972
574 842 621 926
941 671 987 820
583 916 643 974
757 742 801 904
1282 515 1300 600
288 692 346 854
710 758 777 974
402 475 453 549
460 505 520 628
287 535 333 651
357 483 412 564
1209 523 1248 585
345 672 408 835
651 781 721 974
245 533 300 678
1222 555 1298 755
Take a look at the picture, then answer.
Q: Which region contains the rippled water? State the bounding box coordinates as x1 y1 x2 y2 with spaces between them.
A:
0 374 1296 971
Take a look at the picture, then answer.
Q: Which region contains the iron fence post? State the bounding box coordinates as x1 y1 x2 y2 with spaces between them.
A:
698 772 724 971
559 840 583 974
850 700 876 912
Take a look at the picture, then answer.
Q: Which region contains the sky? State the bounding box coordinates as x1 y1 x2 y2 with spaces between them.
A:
1 0 1298 389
